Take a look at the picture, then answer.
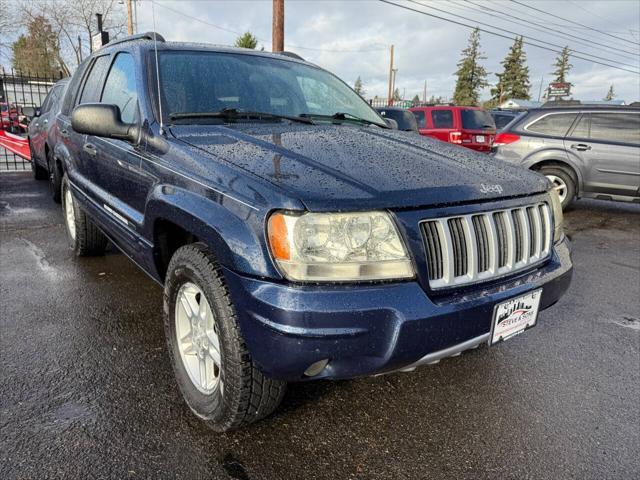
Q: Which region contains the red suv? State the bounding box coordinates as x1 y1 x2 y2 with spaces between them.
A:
409 106 496 152
1 103 20 132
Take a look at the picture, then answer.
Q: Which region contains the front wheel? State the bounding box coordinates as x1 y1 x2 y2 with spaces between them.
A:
163 243 286 431
539 166 576 210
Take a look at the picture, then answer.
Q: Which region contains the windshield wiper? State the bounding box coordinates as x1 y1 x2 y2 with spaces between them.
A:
300 112 388 128
169 108 314 125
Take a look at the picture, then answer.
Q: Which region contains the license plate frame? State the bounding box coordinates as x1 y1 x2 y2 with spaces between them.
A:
476 135 485 143
490 289 542 345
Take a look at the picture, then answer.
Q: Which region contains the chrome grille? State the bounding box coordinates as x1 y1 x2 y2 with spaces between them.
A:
421 202 552 289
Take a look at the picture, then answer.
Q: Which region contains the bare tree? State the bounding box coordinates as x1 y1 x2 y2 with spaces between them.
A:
20 0 126 72
0 0 20 65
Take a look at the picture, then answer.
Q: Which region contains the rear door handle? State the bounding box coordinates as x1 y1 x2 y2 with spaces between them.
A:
60 129 69 139
43 119 48 125
571 143 592 151
83 143 97 156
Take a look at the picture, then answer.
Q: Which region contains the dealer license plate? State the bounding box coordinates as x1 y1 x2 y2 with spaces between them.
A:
490 289 542 345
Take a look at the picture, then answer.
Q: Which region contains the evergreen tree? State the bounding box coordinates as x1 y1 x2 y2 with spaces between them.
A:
354 76 365 96
411 94 420 105
552 46 573 83
491 36 530 102
604 84 615 101
235 31 258 49
453 28 489 106
11 15 63 76
393 88 401 101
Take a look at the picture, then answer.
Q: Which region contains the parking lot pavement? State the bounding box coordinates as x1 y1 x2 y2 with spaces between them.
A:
1 172 638 480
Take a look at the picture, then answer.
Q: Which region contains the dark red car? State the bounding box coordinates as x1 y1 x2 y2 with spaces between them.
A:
409 105 496 152
1 102 20 132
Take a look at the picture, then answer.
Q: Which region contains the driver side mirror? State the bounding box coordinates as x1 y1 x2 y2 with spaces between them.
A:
384 118 398 130
71 103 139 143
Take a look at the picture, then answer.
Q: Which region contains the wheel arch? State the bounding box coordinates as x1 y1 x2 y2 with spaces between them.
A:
144 185 279 282
528 159 582 196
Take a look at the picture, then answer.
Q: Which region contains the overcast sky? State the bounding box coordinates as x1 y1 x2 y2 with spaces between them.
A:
133 0 640 102
4 0 640 102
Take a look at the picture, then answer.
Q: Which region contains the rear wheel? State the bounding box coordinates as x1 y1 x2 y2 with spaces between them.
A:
30 142 47 180
539 165 576 209
164 243 286 431
47 150 62 203
61 174 108 256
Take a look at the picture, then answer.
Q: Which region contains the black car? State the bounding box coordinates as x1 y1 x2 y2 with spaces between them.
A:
375 106 419 132
490 109 524 130
52 32 572 430
26 78 69 201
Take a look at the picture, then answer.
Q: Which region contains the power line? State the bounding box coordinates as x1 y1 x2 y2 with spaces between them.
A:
459 0 639 61
510 0 640 47
566 0 640 36
153 2 387 54
378 0 639 75
405 0 639 70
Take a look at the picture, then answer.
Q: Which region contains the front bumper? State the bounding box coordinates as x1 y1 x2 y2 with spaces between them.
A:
223 237 573 382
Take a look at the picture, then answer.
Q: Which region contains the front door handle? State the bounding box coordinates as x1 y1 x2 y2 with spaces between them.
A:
60 129 69 139
43 119 48 125
83 143 97 156
571 143 592 151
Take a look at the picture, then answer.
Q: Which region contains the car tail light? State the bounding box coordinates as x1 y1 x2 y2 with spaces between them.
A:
493 132 520 146
449 131 462 144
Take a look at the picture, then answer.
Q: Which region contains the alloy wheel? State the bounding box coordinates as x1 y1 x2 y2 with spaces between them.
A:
174 282 223 394
545 174 567 204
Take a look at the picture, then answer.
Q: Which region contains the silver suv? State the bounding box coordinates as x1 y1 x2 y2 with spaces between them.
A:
492 106 640 209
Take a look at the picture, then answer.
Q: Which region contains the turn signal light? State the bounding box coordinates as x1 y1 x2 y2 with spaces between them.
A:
449 131 462 144
493 133 521 146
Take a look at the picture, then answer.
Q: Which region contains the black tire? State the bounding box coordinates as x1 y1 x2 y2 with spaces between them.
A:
539 165 576 210
30 142 47 180
47 150 62 203
164 243 286 431
61 174 108 256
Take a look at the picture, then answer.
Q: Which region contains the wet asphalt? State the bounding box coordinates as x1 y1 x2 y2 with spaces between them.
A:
1 172 638 480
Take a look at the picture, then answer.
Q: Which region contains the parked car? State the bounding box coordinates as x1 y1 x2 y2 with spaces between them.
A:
1 102 19 132
490 109 525 130
55 33 572 431
493 106 640 209
375 106 419 132
25 78 70 202
409 105 496 152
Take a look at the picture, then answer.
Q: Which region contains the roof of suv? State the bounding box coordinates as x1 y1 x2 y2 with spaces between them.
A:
530 105 640 112
100 32 313 66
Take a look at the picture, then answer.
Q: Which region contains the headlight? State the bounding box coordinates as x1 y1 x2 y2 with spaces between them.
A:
548 188 564 242
267 211 414 282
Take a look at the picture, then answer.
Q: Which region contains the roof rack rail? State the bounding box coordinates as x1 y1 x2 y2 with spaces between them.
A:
276 51 305 61
106 32 165 47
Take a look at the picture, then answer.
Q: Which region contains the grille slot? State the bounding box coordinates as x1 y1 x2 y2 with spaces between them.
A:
421 202 552 289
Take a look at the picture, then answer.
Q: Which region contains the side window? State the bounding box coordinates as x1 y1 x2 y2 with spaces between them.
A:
412 110 426 128
61 59 91 115
569 114 590 139
431 110 454 128
78 55 111 105
525 113 577 136
39 87 59 113
101 53 139 123
590 113 640 145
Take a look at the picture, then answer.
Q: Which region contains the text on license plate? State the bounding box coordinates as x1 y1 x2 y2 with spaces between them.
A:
490 289 542 345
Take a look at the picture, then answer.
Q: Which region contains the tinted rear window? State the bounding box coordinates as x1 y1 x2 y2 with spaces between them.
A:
461 109 495 130
377 109 417 131
492 112 518 130
79 55 111 105
412 110 426 128
431 110 453 128
590 113 640 144
526 113 577 136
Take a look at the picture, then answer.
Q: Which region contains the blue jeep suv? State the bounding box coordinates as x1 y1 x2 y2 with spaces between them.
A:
53 33 573 430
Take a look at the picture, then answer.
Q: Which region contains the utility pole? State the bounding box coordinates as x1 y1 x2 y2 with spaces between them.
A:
78 35 83 61
423 80 427 103
387 45 394 106
126 0 134 35
537 75 544 102
272 0 284 52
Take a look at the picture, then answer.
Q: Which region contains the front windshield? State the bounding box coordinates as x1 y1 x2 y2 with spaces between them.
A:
157 50 384 126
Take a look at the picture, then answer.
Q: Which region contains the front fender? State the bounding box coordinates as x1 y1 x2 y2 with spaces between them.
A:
144 184 282 279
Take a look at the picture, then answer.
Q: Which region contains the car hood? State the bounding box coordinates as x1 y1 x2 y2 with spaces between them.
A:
169 123 548 211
